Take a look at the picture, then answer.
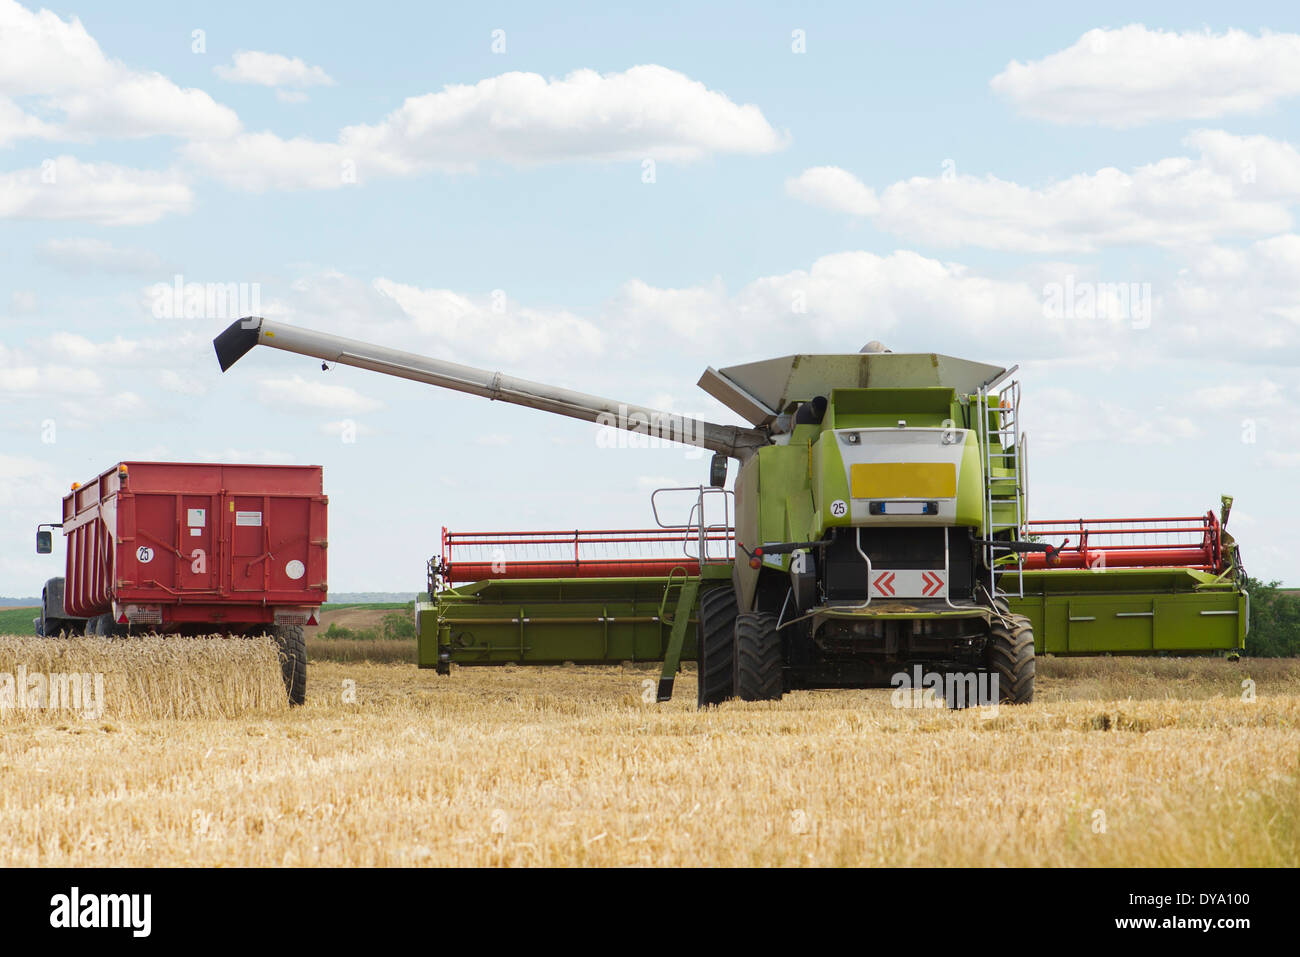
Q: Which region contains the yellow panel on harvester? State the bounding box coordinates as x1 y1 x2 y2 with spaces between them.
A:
850 462 957 499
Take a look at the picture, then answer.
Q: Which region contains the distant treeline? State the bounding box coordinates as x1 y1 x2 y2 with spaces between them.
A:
322 604 416 642
1245 578 1300 657
327 592 416 604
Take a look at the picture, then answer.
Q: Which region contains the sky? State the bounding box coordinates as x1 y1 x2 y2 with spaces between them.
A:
2 0 1298 595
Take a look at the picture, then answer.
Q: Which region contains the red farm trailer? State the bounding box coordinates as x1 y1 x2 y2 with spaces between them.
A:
34 461 327 703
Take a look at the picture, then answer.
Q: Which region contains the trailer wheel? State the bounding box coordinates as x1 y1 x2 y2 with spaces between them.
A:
270 624 307 706
89 613 127 638
734 612 783 702
696 586 738 707
987 614 1035 704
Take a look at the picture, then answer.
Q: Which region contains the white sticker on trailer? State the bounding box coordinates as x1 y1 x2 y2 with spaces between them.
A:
187 508 206 527
235 511 263 527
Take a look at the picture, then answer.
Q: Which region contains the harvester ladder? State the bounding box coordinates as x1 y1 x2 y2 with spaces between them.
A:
977 377 1025 599
651 486 734 701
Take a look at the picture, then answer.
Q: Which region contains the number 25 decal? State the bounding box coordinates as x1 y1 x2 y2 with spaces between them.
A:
830 499 848 518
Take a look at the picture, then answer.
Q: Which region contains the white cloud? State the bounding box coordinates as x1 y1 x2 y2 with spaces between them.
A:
41 330 202 368
607 250 1057 358
1027 387 1201 449
159 369 207 396
215 50 334 88
1171 234 1300 359
181 132 360 191
318 420 375 439
877 160 1289 251
792 133 1300 253
1190 380 1288 409
247 269 607 372
56 72 240 141
785 166 879 216
0 364 103 394
1184 129 1300 198
0 454 63 508
0 0 239 141
372 278 606 365
1263 450 1300 469
257 374 382 414
352 65 784 165
0 156 193 224
184 65 784 189
991 25 1300 127
0 94 56 146
37 237 164 274
194 448 298 464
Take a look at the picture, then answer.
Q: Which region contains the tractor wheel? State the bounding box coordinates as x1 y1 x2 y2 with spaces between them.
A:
987 614 1035 704
270 624 307 706
696 586 738 707
734 612 784 702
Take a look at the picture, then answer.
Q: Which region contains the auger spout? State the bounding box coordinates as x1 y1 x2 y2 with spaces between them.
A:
213 317 769 460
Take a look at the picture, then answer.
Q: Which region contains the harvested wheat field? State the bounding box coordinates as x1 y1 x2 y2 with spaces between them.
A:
0 636 1297 867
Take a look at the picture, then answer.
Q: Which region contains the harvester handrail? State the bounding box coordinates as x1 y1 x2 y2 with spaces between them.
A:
651 485 735 565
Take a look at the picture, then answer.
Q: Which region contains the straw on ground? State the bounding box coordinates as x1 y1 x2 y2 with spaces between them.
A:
0 646 1296 866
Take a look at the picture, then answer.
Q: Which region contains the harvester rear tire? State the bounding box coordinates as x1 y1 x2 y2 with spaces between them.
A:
734 612 783 702
987 614 1035 704
270 624 307 706
696 586 738 708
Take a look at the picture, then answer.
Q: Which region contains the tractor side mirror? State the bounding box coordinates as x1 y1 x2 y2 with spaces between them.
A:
36 530 52 554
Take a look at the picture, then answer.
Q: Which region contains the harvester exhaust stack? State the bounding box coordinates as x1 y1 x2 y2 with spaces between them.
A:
214 317 769 460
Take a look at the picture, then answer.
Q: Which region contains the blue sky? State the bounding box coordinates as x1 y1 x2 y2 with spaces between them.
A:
3 0 1299 594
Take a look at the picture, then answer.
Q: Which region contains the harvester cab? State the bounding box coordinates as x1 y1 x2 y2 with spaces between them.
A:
215 318 1042 707
696 349 1041 705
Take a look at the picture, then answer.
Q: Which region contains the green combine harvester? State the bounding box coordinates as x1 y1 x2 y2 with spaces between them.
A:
215 321 1249 707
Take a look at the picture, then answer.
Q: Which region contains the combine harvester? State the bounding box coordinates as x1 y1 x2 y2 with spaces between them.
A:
214 319 1248 706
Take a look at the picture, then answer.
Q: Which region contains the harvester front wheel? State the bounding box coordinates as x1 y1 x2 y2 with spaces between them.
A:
734 612 783 702
270 624 307 706
696 586 738 707
987 614 1035 704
